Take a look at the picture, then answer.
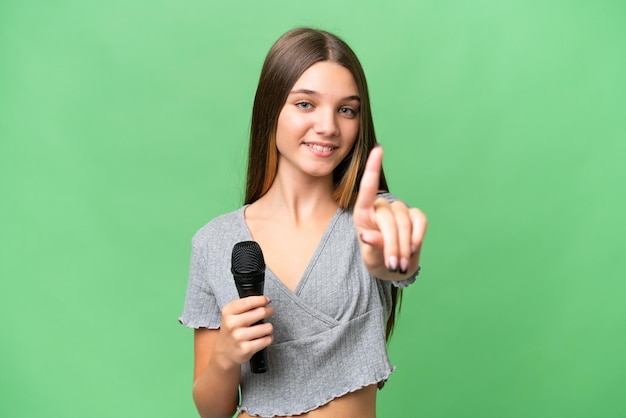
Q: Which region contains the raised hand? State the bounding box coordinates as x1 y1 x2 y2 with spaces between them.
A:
353 146 427 279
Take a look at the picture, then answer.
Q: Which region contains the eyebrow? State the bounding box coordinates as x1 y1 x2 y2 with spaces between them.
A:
289 89 361 102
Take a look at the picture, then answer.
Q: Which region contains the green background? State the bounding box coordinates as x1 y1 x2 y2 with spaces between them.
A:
1 1 625 417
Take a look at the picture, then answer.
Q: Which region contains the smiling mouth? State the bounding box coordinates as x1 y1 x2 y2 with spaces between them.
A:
305 143 337 152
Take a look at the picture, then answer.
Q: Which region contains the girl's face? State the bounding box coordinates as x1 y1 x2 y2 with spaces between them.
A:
274 61 360 182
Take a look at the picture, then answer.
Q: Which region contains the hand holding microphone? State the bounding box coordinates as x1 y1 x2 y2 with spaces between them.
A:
213 242 273 373
231 241 271 373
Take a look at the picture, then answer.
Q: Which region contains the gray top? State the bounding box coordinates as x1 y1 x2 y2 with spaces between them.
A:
179 201 416 417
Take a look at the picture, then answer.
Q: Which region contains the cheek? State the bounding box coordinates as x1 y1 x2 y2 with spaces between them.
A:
276 110 307 142
275 110 288 141
344 120 360 146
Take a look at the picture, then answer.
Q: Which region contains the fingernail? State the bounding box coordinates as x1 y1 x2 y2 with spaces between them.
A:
266 296 271 304
410 245 418 256
387 256 398 272
399 258 409 274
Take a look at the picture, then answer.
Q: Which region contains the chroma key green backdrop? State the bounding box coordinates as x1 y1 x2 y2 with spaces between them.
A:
1 1 625 417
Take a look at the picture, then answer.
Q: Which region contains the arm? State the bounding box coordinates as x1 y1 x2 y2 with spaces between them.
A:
192 328 239 418
353 146 427 281
191 296 274 418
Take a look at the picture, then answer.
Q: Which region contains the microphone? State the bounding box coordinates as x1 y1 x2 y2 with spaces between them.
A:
231 241 269 374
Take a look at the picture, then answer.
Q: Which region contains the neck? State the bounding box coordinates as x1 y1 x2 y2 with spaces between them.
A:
253 173 338 224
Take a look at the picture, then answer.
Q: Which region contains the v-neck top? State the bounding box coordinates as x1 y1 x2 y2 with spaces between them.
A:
179 202 415 417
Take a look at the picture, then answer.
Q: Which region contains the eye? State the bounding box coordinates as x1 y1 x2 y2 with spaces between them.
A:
296 101 313 110
339 107 358 117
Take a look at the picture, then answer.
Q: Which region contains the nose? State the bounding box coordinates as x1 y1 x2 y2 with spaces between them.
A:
314 108 339 137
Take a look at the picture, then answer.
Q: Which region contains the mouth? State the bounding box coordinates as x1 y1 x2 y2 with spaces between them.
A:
304 143 337 152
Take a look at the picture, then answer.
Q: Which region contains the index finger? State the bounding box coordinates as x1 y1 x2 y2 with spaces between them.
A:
354 145 383 212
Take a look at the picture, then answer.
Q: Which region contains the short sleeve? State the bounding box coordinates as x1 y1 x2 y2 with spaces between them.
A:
178 234 222 329
392 276 416 288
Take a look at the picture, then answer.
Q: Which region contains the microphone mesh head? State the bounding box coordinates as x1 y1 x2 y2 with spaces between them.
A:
231 241 265 274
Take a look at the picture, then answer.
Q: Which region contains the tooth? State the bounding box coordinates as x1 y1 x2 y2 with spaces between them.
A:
309 144 332 151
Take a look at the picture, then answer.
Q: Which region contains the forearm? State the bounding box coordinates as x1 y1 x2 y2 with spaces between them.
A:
192 355 241 418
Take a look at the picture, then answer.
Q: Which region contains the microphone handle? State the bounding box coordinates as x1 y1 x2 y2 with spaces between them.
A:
235 281 269 374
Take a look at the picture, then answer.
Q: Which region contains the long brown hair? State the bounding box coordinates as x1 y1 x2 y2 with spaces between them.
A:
244 27 402 340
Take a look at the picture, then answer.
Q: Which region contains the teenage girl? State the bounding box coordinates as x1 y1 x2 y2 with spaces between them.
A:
180 27 427 418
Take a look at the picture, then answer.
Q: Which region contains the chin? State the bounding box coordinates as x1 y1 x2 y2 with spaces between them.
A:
301 163 338 178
